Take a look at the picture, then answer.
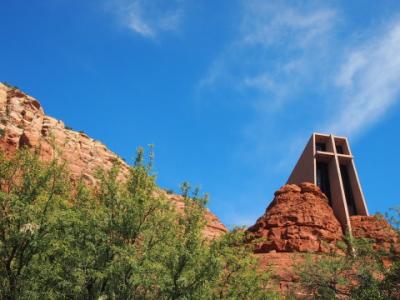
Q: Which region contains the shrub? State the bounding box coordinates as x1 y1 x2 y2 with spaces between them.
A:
0 148 276 299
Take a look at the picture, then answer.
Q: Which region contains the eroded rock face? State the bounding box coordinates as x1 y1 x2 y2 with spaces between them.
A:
350 215 399 253
255 252 303 292
0 84 130 184
0 83 227 239
163 192 228 240
247 182 343 253
246 183 399 296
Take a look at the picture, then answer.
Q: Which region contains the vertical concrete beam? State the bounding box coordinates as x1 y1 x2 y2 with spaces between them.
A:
330 135 352 232
344 138 369 216
312 133 317 184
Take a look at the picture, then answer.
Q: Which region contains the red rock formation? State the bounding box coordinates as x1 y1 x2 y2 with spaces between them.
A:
0 83 227 239
255 252 304 292
164 192 228 239
247 182 343 253
350 215 399 253
0 84 130 184
249 184 400 296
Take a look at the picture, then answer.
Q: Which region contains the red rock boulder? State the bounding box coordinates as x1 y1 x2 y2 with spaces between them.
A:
247 182 343 253
350 215 399 253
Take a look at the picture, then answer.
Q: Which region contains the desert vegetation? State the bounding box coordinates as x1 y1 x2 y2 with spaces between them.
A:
293 232 399 299
0 148 398 299
0 148 276 300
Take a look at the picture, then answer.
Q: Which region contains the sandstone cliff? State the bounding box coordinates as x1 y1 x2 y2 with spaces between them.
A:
247 183 399 295
350 215 399 253
0 83 227 239
247 182 343 254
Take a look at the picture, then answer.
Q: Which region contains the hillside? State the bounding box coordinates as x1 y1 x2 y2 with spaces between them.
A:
0 83 227 239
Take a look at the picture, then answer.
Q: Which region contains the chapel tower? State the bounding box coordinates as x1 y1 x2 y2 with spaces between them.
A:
287 133 368 230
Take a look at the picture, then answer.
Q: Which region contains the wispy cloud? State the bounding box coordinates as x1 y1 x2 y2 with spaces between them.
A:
108 0 184 39
328 20 400 136
198 0 339 172
241 2 336 49
199 1 400 174
194 1 400 226
199 0 337 108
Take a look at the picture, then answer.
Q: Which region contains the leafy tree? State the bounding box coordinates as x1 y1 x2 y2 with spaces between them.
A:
295 235 379 299
210 229 277 300
295 212 400 300
351 208 400 300
0 149 71 299
0 147 277 299
296 252 349 299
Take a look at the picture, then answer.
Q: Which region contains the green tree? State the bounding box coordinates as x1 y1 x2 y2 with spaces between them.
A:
0 149 71 299
0 147 277 299
210 229 277 300
296 216 400 300
295 234 384 299
351 208 400 300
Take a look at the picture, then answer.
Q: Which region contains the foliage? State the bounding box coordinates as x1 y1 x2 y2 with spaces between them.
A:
210 229 277 300
296 252 349 299
0 149 71 299
351 208 400 300
350 260 400 300
386 206 400 233
295 219 400 300
0 148 275 299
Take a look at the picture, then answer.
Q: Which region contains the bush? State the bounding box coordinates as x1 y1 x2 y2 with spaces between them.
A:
0 148 276 299
295 224 400 299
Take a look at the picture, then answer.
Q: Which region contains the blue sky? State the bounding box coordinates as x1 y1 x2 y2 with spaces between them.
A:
1 0 400 227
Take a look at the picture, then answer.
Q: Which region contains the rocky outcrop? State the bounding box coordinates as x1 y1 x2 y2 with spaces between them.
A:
255 252 304 292
0 83 130 184
350 215 399 253
247 182 343 253
248 184 399 296
0 83 227 239
164 192 228 240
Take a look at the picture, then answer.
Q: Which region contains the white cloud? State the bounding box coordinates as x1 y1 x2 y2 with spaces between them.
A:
199 1 400 169
328 21 400 136
195 1 400 227
241 2 336 49
197 0 339 173
108 0 184 39
199 0 338 107
126 2 155 38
